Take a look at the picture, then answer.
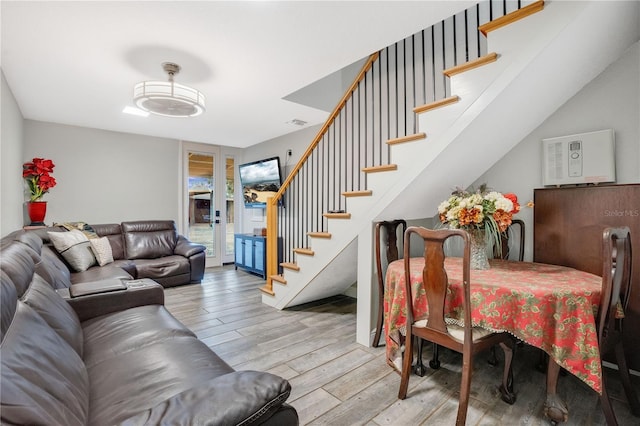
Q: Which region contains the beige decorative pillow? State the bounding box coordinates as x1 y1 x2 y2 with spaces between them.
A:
89 237 114 266
47 229 97 272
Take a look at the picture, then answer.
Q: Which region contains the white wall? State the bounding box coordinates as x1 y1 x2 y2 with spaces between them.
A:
474 41 640 261
1 70 25 236
23 120 180 225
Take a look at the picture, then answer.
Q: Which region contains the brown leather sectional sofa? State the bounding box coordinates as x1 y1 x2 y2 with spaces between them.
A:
26 220 206 288
0 229 298 425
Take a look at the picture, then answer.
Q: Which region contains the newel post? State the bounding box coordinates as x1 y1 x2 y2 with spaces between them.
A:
261 197 278 295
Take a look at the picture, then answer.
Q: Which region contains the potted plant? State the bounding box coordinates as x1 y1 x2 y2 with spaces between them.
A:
23 157 57 225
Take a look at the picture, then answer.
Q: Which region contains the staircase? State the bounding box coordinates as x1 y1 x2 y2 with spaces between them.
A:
260 0 640 337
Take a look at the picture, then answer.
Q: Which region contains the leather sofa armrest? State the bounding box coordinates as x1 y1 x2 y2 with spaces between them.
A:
69 279 127 297
63 279 164 322
118 371 297 426
174 235 206 258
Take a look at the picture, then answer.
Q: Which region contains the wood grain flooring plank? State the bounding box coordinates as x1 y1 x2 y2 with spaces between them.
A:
266 363 300 381
199 330 244 347
194 310 286 339
322 354 393 401
163 265 640 426
306 370 400 426
230 335 345 372
287 348 376 401
292 388 342 426
286 339 364 375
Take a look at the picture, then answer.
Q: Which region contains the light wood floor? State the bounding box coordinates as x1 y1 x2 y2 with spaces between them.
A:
164 265 640 425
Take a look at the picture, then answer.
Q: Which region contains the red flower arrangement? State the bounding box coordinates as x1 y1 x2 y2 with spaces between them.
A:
23 157 57 201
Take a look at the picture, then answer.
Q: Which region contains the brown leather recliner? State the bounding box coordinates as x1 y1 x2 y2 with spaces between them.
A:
0 238 298 425
24 220 206 288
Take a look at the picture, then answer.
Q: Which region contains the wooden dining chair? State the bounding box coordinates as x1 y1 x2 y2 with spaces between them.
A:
373 219 406 347
398 227 516 425
597 226 640 425
488 218 526 366
493 218 525 261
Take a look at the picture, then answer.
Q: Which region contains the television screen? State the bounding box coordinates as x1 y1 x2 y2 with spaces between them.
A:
238 156 283 208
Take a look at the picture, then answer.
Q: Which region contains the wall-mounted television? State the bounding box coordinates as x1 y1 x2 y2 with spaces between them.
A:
238 156 283 208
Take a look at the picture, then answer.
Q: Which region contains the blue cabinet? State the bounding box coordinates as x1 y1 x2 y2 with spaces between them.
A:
234 234 267 278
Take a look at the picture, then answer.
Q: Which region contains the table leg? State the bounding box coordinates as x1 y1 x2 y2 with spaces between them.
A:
544 358 568 423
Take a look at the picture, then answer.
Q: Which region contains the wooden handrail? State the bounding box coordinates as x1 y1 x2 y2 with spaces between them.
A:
274 51 380 202
262 51 380 295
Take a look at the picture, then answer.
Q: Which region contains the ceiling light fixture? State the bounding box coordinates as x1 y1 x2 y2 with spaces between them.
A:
133 62 205 118
122 106 150 117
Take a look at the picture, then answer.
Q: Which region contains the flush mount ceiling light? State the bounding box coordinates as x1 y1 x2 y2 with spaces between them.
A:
133 62 205 117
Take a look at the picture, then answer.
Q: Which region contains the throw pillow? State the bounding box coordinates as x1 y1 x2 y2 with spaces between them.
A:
54 221 99 239
89 237 114 266
47 229 97 272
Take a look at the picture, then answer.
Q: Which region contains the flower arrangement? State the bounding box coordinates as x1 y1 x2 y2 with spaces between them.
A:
437 184 520 249
23 157 57 202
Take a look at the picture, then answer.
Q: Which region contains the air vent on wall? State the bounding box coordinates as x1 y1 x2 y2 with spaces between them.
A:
287 119 308 126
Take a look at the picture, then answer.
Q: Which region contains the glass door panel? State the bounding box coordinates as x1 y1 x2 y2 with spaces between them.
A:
225 156 235 259
188 152 216 259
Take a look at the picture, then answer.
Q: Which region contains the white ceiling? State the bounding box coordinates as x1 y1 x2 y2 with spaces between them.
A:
1 1 475 148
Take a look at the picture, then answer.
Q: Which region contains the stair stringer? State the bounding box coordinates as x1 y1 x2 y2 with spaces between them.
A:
262 0 640 312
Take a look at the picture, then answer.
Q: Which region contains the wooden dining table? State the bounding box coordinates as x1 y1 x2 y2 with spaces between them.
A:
384 257 603 423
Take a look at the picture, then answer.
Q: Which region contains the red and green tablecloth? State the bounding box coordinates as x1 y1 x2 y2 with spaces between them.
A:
384 257 603 393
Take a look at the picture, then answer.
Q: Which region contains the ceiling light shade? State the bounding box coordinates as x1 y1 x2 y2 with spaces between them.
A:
134 62 205 117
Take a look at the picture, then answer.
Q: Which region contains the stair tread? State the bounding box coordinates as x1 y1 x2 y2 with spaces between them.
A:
387 133 426 145
362 164 398 173
414 96 460 114
271 274 287 284
293 248 315 256
308 232 332 239
280 262 300 271
342 190 373 197
259 285 275 296
323 212 351 219
478 0 544 36
443 52 498 77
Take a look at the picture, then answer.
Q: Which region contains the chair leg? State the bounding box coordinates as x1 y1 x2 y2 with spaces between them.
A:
536 350 548 373
499 340 516 404
600 374 618 426
429 343 441 369
398 329 414 400
456 352 473 426
614 342 640 416
372 273 385 347
488 345 498 366
372 299 384 348
414 337 427 377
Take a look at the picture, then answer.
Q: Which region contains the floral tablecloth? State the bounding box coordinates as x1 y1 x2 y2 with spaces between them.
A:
384 257 603 393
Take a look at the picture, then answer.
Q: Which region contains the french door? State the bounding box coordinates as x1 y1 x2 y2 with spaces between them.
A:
183 143 236 267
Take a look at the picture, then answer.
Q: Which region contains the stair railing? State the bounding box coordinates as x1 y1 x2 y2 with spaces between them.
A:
263 0 532 295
